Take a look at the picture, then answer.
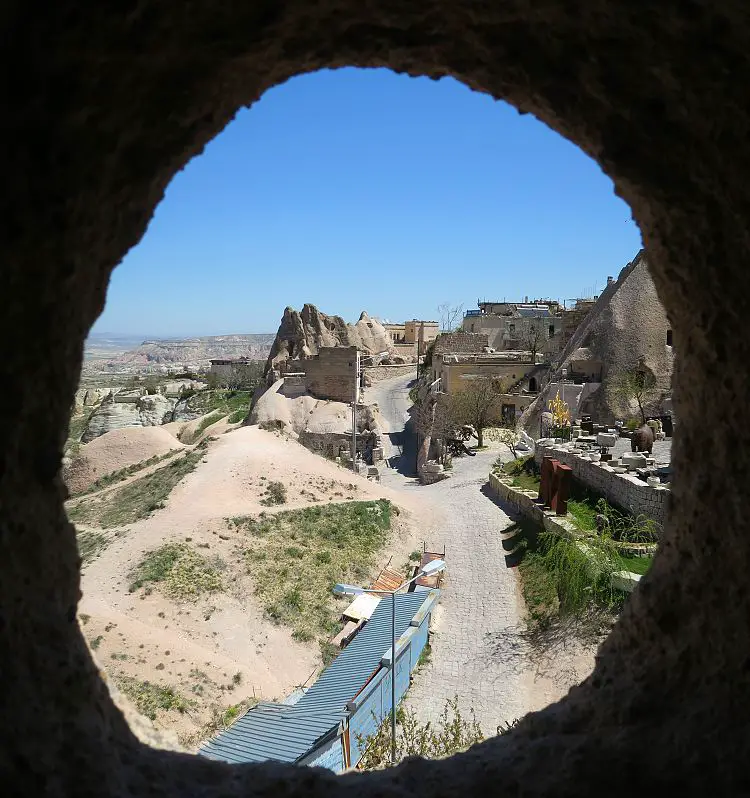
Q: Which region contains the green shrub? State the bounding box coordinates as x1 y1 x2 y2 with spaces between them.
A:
260 481 287 506
357 697 483 769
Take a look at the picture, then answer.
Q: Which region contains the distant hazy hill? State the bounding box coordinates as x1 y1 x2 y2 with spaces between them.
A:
84 333 275 373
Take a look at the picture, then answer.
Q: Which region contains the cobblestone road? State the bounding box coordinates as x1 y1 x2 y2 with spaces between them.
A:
365 374 550 733
400 448 530 733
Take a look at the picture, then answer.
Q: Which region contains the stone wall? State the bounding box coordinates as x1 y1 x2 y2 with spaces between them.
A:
363 363 416 383
488 472 643 593
535 442 669 527
304 346 358 403
433 331 489 355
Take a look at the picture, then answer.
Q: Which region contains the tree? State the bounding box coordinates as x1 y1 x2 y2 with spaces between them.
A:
615 364 657 424
489 425 520 459
519 319 546 364
450 376 509 448
437 302 464 332
413 390 457 465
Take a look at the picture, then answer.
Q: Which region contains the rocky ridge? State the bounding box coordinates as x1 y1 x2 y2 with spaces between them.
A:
264 305 391 379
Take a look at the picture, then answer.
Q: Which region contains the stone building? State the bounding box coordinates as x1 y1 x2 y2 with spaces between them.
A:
404 319 439 347
303 346 358 403
462 300 564 358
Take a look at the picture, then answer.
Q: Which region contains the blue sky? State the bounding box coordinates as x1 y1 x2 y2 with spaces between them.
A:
93 68 641 337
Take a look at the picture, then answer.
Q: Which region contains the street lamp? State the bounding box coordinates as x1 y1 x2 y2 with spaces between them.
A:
351 350 389 471
334 558 446 766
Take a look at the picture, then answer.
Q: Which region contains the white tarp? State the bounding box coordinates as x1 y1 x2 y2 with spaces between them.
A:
342 593 381 621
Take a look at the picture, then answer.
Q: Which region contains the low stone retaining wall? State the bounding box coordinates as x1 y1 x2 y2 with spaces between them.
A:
534 442 669 527
487 472 645 593
363 363 416 383
488 472 579 539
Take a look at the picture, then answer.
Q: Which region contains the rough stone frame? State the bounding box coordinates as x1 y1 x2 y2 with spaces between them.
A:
3 1 750 794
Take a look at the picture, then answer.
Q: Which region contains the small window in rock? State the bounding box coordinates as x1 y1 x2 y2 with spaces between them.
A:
549 324 555 338
666 329 673 346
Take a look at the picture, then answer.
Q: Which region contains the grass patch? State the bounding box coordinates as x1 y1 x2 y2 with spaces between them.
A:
227 408 246 424
617 554 653 575
566 499 598 532
234 500 393 649
260 480 287 506
65 409 95 454
518 529 626 633
129 543 224 600
180 411 224 444
67 447 204 528
181 389 252 418
567 493 661 543
72 451 176 497
116 676 192 720
77 529 109 565
179 697 259 749
500 456 540 492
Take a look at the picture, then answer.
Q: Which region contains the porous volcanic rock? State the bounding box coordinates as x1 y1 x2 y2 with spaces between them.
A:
81 393 175 442
523 251 674 430
264 305 391 378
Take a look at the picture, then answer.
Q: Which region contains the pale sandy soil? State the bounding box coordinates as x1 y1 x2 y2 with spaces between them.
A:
74 426 427 747
65 426 185 494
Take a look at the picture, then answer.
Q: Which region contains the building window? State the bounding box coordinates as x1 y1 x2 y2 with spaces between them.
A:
470 323 474 332
509 324 515 334
529 377 537 392
666 329 673 346
549 324 555 338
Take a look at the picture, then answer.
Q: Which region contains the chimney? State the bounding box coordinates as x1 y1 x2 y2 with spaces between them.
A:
607 276 614 285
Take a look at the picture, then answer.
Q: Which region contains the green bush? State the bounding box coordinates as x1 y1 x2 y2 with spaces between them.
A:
260 480 287 506
357 696 483 769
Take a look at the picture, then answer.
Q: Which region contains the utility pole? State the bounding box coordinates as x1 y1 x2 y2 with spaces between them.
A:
351 349 360 470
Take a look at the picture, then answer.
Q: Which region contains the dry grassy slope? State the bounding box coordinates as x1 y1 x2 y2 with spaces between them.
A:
74 426 424 748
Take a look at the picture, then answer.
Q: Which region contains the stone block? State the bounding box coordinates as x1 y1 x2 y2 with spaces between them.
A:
597 433 617 448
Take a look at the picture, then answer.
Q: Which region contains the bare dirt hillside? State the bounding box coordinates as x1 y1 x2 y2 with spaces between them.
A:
72 426 427 748
65 426 185 495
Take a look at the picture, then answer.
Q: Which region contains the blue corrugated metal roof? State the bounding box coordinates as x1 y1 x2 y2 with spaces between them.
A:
517 306 552 317
199 591 433 765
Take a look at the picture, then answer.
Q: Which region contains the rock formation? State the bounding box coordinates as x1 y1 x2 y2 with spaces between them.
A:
84 334 275 377
81 393 175 442
264 304 391 379
523 251 674 430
